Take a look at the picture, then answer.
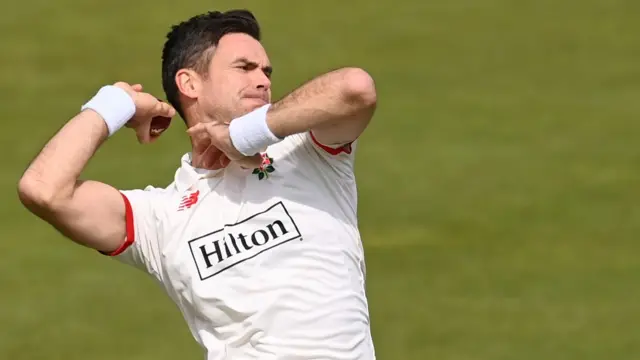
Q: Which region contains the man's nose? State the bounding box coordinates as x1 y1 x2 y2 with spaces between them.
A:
255 70 271 90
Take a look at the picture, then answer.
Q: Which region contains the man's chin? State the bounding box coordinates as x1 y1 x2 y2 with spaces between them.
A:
244 99 269 111
229 100 269 120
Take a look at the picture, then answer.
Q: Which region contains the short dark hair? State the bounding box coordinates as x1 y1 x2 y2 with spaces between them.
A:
161 10 261 121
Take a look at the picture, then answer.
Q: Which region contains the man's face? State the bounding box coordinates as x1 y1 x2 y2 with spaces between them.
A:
200 33 272 121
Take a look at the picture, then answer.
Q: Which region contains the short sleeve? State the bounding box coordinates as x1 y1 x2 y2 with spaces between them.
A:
308 130 357 158
102 187 166 282
305 131 358 179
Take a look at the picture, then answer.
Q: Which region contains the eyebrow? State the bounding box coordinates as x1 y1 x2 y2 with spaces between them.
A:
233 57 273 75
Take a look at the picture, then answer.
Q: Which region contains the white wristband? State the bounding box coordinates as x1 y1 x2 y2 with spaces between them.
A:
81 85 136 136
228 104 282 156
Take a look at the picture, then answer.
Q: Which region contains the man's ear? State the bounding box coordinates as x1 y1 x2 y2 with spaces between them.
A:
175 69 202 100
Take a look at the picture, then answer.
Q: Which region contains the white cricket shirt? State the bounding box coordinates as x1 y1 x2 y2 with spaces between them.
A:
110 132 375 360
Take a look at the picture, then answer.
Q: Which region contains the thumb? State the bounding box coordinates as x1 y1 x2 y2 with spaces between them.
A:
186 123 207 136
187 123 220 145
135 125 151 144
152 101 175 118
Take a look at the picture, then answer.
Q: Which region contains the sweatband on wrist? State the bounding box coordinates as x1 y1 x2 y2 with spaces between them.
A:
228 104 282 156
81 85 136 136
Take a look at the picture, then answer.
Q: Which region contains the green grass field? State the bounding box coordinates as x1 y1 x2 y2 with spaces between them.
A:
1 0 639 358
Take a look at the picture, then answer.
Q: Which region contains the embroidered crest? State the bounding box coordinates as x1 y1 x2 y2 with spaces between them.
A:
252 153 275 180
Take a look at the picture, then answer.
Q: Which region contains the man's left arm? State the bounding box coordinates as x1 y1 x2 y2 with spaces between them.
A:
187 67 376 163
266 67 377 147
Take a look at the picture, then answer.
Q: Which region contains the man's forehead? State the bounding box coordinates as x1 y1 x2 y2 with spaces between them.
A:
216 33 269 64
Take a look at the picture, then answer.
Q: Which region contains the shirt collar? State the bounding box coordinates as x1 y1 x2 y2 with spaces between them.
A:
174 153 224 192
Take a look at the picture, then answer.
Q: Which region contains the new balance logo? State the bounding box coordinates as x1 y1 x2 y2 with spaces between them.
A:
188 202 302 280
178 190 200 211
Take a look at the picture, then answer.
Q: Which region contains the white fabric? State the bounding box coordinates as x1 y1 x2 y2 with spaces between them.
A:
228 104 281 156
116 132 375 360
81 85 135 136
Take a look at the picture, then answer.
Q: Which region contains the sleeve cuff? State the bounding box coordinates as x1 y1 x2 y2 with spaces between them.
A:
101 192 135 256
309 131 354 155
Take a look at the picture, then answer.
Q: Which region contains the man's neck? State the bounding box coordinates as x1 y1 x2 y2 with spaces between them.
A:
190 142 228 170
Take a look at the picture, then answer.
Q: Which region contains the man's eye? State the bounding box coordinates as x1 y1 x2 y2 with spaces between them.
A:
238 64 255 71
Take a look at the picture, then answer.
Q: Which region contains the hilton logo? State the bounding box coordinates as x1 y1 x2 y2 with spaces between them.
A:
188 202 302 280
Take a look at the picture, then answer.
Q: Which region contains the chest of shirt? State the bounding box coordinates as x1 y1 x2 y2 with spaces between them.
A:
160 184 356 289
157 143 359 286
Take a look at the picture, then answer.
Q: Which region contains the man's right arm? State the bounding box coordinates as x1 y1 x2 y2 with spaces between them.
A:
18 109 128 254
17 82 175 255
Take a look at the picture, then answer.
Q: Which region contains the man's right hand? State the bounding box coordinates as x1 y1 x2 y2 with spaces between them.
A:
115 82 176 144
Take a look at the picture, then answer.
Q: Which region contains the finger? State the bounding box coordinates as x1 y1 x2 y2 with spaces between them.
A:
131 84 143 92
192 134 212 154
161 102 176 118
192 136 211 154
220 154 231 168
152 101 173 118
134 119 153 144
200 145 221 168
187 123 214 140
135 127 150 144
206 151 225 169
201 151 214 169
154 97 175 117
186 123 206 136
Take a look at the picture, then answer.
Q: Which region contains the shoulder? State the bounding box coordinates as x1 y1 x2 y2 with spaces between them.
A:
118 182 179 218
281 131 358 182
268 131 358 178
120 183 175 200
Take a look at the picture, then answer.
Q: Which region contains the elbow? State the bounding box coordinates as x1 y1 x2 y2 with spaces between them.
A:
341 67 377 110
17 175 58 215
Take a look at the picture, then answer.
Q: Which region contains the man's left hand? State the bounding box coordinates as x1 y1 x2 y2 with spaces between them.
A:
187 122 262 168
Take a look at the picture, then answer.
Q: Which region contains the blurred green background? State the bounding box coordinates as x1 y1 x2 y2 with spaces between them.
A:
1 0 639 359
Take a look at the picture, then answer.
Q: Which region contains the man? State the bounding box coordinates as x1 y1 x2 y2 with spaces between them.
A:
18 9 377 360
